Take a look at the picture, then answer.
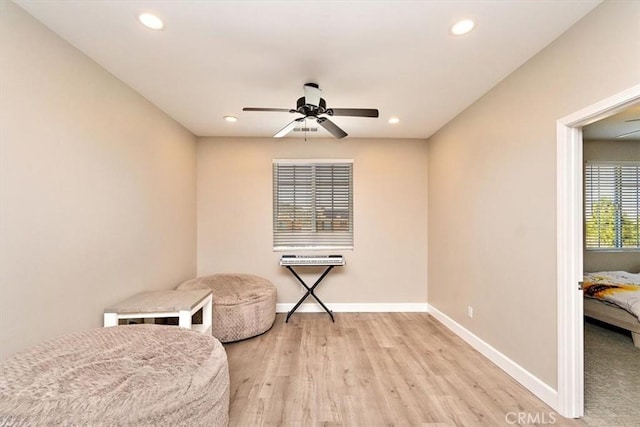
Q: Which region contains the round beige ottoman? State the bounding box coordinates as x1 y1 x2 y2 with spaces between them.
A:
178 273 277 343
0 325 230 426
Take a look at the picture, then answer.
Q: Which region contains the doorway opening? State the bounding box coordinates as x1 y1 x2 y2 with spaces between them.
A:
556 84 640 418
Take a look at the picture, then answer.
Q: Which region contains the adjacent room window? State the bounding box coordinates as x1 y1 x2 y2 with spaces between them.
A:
585 161 640 250
273 159 353 250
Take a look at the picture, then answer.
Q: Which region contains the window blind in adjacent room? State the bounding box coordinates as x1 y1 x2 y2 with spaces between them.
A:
585 161 640 250
273 160 353 250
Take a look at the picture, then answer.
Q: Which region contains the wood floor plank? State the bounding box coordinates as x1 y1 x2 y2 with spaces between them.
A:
224 313 586 426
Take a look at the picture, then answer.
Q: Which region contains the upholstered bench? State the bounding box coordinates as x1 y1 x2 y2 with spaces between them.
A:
0 325 230 426
178 273 277 343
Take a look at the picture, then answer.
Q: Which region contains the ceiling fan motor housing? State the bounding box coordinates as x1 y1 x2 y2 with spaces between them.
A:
296 96 326 117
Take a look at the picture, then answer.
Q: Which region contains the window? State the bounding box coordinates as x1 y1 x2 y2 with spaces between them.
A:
273 159 353 250
585 161 640 250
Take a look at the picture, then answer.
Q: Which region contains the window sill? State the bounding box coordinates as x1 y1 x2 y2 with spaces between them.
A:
585 248 640 253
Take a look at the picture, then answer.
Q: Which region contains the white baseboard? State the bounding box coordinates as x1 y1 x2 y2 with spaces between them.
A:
427 304 559 411
276 302 429 313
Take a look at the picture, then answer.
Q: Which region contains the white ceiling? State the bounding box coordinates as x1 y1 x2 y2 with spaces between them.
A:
584 104 640 141
14 0 601 139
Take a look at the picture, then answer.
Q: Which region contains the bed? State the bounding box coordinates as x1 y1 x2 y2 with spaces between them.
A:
583 271 640 348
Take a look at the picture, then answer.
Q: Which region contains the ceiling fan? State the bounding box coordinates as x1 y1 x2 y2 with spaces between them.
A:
243 83 379 139
617 118 640 139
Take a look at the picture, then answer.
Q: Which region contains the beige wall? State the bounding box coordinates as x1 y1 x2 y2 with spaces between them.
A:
428 0 640 388
0 2 197 358
583 139 640 272
197 137 428 305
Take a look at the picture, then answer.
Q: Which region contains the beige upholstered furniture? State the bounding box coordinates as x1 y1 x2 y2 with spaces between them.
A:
178 273 277 343
0 325 230 426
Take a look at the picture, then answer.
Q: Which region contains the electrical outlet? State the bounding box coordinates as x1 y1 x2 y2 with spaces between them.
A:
467 306 473 318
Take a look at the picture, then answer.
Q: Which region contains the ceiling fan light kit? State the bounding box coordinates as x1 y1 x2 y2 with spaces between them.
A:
243 83 379 139
303 83 322 108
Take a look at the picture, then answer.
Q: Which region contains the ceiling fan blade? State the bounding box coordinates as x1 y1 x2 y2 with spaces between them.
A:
303 83 322 107
326 108 379 118
243 107 292 112
616 129 640 139
317 117 348 139
274 118 303 138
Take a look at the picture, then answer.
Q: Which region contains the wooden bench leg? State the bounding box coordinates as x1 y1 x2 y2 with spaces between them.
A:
632 332 640 348
178 309 192 329
104 312 119 327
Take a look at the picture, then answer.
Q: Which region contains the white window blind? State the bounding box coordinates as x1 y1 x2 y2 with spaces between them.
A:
585 162 640 250
273 160 353 249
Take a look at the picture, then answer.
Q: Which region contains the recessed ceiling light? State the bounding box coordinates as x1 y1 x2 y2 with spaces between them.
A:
138 13 164 30
388 117 400 124
451 19 475 36
223 116 238 122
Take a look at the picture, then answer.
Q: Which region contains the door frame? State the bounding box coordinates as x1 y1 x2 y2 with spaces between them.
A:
556 83 640 418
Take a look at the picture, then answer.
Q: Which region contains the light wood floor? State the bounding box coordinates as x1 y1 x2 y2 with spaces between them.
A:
224 313 586 426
